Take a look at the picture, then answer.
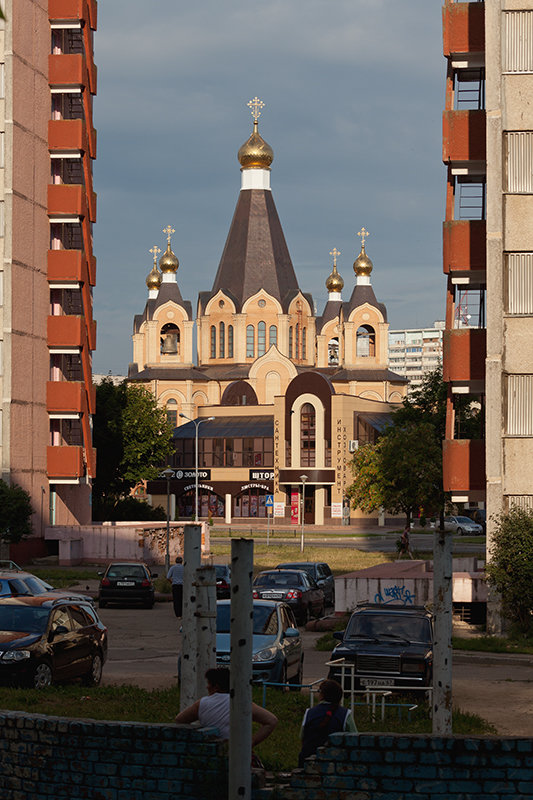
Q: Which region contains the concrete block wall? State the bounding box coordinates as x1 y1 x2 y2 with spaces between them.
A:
258 733 533 800
0 711 228 800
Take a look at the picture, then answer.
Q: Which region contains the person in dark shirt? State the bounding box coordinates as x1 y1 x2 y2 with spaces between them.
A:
298 679 357 767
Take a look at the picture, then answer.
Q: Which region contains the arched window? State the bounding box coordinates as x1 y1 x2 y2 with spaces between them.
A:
356 325 376 357
166 398 178 428
302 327 306 359
300 403 316 466
289 326 293 358
295 324 300 358
219 321 225 358
160 323 180 355
210 326 216 358
228 325 234 358
328 338 340 366
258 321 266 356
269 325 277 347
246 325 255 358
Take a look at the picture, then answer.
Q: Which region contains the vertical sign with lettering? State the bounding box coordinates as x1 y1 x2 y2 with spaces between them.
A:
291 491 299 525
335 417 348 502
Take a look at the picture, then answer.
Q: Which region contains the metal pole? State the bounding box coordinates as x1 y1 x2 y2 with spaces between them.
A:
165 474 171 573
300 475 308 553
229 538 254 800
432 517 453 733
180 524 202 711
195 421 199 522
195 565 217 700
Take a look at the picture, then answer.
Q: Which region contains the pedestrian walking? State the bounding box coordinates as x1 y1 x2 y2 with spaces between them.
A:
167 556 184 617
398 525 414 559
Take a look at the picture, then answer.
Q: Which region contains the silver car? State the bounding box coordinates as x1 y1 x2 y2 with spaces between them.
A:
444 516 484 535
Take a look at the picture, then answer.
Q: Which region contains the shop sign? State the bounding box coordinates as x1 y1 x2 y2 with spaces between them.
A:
331 502 343 518
248 469 274 481
291 491 299 525
183 484 214 492
240 483 270 492
274 502 285 518
160 469 211 480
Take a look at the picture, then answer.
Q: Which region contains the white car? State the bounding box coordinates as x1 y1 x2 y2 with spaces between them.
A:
443 516 484 535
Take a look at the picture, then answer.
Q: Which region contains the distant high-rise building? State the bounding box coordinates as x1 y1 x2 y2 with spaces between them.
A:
0 0 97 546
388 321 444 392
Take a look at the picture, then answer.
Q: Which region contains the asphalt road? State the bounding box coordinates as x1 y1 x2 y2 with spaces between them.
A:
98 602 533 736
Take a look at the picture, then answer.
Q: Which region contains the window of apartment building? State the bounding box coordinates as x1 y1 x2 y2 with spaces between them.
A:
507 253 533 314
455 177 486 221
503 11 533 73
506 374 533 435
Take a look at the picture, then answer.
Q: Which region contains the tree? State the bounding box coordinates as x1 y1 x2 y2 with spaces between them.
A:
485 507 533 633
0 480 33 543
93 379 174 508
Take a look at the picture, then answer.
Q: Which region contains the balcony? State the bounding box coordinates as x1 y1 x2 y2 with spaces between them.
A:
48 184 86 220
49 0 97 29
47 445 84 480
48 249 84 283
47 381 85 415
443 328 486 383
443 439 485 493
48 315 85 349
443 110 486 164
443 219 486 275
48 119 90 156
442 2 485 58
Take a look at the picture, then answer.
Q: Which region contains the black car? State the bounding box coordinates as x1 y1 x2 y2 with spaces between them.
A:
275 561 335 606
252 569 325 625
0 569 94 605
98 562 158 608
328 604 433 692
0 596 107 688
215 564 231 599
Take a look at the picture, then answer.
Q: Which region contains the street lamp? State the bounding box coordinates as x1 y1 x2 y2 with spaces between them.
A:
179 413 215 521
300 474 309 553
161 467 174 573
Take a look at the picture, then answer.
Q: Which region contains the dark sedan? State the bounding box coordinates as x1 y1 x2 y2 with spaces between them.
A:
215 564 231 599
275 561 335 606
98 562 157 609
252 569 324 625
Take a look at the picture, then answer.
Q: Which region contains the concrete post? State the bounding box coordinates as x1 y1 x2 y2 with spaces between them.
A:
180 524 202 711
195 565 217 700
225 493 232 524
229 538 254 800
432 525 453 734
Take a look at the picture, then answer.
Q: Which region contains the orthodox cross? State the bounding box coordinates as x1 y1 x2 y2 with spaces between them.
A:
357 227 369 248
149 245 161 265
163 225 175 244
247 96 265 121
329 247 340 268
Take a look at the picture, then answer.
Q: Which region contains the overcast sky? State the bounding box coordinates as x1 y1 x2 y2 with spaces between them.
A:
92 0 445 375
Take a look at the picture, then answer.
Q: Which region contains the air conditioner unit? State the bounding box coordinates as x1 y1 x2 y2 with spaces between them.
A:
348 440 359 453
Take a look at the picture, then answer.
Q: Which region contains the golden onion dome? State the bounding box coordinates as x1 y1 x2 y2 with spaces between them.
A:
238 120 274 169
159 242 179 274
326 264 344 293
353 244 373 277
146 264 162 290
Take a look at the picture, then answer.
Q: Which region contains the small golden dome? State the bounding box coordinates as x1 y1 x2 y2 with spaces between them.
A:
238 120 274 170
159 242 179 274
326 264 344 293
353 244 373 277
146 265 162 290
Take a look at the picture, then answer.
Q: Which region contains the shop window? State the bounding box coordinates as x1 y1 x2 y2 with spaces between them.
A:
177 489 224 520
210 326 216 358
258 321 266 356
269 325 277 347
228 325 234 357
356 325 376 357
234 487 268 518
300 402 316 467
246 325 255 358
219 322 225 358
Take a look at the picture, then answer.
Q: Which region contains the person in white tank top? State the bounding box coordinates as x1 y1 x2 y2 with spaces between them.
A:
175 667 277 747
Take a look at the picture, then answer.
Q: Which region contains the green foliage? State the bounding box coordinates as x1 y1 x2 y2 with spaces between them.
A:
92 496 167 522
485 507 533 632
93 378 173 505
452 635 533 655
0 479 33 543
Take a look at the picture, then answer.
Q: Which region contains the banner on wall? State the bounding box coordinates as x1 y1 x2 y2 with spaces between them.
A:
291 492 299 525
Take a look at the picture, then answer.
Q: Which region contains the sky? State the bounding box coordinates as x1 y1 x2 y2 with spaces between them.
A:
92 0 445 375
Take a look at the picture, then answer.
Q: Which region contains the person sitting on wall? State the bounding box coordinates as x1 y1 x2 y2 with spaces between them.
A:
175 667 278 747
298 679 357 767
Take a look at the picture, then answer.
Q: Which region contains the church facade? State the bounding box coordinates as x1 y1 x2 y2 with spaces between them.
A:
129 100 407 525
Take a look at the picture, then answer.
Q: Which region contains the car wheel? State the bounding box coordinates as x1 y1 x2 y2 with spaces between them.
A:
98 599 107 609
32 661 53 689
289 657 303 691
82 652 103 686
457 527 463 536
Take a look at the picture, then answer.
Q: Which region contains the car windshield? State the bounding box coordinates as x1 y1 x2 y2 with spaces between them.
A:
107 565 145 579
346 613 432 643
456 517 474 524
0 606 50 633
217 604 279 635
278 564 314 578
254 573 300 588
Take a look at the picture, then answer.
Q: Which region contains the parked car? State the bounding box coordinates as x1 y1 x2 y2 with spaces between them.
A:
0 596 107 688
98 562 158 608
462 508 486 534
328 604 433 692
275 561 335 606
252 569 325 625
443 516 483 535
214 564 231 599
0 569 94 605
215 599 303 685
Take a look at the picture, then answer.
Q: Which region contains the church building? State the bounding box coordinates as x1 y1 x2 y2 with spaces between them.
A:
129 99 407 525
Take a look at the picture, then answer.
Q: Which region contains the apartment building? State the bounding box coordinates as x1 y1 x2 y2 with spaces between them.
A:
388 322 444 392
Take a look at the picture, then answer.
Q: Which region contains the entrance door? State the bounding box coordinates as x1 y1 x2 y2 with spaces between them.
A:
303 487 315 524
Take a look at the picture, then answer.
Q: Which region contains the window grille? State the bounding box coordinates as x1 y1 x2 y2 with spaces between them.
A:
507 253 533 314
504 11 533 73
507 374 533 435
506 132 533 193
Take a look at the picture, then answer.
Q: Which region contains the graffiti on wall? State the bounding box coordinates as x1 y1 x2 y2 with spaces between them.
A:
374 585 414 606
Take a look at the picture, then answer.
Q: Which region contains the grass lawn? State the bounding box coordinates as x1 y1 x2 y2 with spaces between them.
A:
0 683 495 772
